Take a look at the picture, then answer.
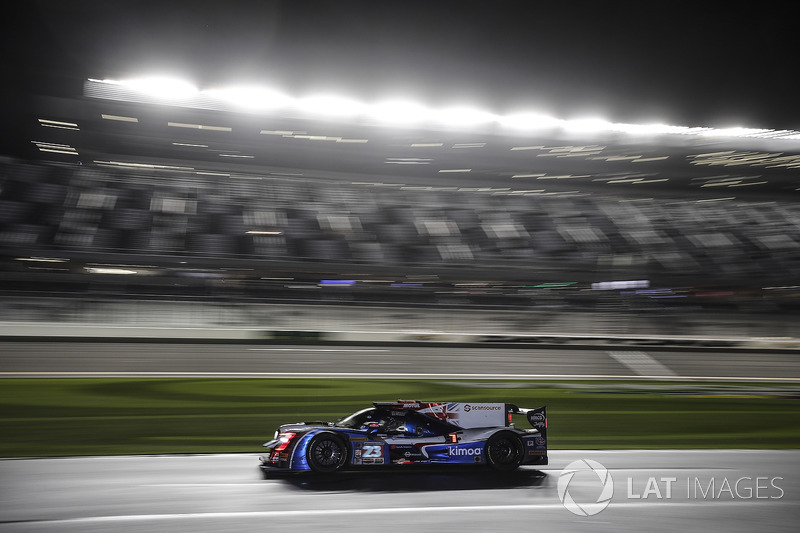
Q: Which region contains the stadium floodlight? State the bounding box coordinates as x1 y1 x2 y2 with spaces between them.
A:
368 99 432 124
209 86 295 111
86 77 800 143
295 94 367 118
499 112 564 130
116 77 198 99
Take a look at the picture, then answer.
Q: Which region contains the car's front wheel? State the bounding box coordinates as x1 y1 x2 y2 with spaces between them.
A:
306 433 348 473
485 431 524 472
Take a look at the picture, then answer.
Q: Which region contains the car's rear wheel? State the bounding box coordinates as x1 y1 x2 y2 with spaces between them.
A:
306 433 348 473
485 431 524 472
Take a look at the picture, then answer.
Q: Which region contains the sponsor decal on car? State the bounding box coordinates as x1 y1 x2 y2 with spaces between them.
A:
448 446 482 456
360 443 385 464
464 404 502 412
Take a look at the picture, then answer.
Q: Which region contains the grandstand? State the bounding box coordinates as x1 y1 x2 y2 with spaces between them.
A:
2 79 799 319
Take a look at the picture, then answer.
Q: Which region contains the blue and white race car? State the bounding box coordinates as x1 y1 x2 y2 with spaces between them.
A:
260 400 547 473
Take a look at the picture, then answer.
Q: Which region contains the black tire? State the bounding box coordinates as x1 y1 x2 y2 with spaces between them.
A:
485 431 524 472
306 433 348 473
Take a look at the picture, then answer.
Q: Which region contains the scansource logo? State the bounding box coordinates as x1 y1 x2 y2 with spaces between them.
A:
558 459 614 516
463 404 501 412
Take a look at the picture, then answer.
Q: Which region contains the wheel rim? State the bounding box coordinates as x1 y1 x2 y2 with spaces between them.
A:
489 437 520 465
313 438 343 468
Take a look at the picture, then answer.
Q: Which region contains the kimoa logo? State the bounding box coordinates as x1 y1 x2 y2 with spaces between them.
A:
558 459 614 516
448 446 481 456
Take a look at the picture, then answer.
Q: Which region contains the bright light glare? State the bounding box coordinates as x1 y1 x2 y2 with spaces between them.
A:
119 77 198 99
296 95 366 117
616 123 688 135
89 77 800 141
563 118 615 133
211 87 294 110
434 106 497 126
368 100 431 124
500 112 564 130
85 267 138 275
701 127 774 138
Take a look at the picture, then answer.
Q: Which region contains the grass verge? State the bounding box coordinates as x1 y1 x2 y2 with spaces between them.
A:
1 378 798 457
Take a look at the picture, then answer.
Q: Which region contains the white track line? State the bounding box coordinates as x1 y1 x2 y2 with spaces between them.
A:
607 351 676 377
14 500 791 525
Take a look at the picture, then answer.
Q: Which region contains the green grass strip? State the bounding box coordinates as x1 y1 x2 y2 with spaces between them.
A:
0 378 798 457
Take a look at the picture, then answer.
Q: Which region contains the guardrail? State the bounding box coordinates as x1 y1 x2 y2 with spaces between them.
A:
1 323 798 350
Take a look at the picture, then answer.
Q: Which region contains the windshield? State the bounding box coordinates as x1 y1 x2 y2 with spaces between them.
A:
334 408 376 428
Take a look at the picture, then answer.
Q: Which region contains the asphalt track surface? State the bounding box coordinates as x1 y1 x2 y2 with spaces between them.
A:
1 342 799 380
1 450 797 533
1 343 799 531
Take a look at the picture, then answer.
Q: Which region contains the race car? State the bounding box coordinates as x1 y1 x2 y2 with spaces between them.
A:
260 400 547 473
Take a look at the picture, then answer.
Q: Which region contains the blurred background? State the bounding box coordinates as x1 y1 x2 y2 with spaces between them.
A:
2 3 800 532
2 87 800 341
2 2 799 343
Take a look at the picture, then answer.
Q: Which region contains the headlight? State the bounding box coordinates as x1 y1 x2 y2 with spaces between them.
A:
274 432 296 452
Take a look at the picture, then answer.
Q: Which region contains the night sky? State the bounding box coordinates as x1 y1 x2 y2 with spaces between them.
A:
4 1 800 135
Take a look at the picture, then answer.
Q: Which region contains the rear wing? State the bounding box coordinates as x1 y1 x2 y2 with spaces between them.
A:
506 404 547 438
